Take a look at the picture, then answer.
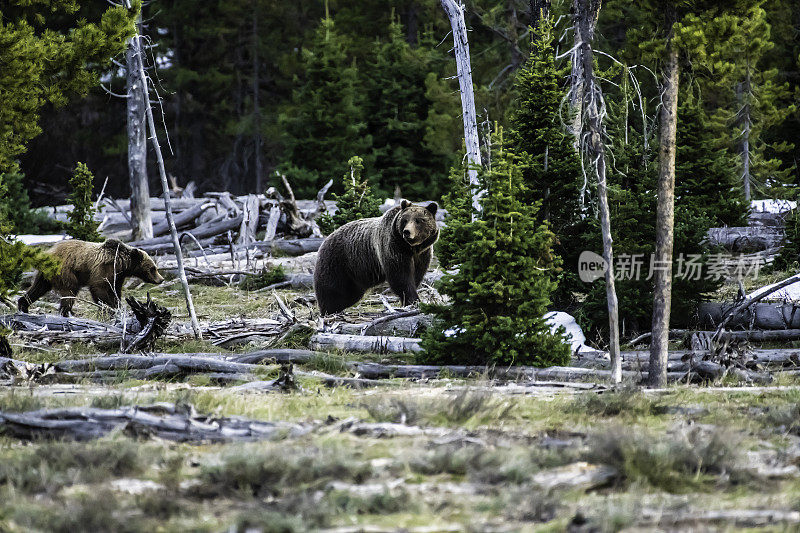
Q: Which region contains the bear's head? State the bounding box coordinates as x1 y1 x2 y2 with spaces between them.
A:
131 248 165 285
395 200 439 248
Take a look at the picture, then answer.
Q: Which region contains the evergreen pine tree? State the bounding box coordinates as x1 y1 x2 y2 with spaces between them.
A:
421 136 571 367
676 92 747 227
704 4 796 199
318 156 382 235
278 16 372 198
65 163 101 242
507 15 585 307
364 18 450 199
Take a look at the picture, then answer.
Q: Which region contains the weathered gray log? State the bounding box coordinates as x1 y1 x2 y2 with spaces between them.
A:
706 226 784 252
638 509 800 528
334 313 433 337
54 354 261 374
151 202 215 237
700 302 800 330
310 333 423 353
0 404 312 442
1 313 122 333
532 462 617 492
130 214 244 250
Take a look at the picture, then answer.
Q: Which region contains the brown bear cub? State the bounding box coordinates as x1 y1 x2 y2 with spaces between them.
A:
18 239 164 317
314 200 439 315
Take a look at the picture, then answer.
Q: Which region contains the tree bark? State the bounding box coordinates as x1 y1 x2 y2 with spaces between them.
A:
648 45 679 387
133 33 202 339
440 0 483 214
126 16 152 241
738 69 752 202
573 0 621 383
252 0 264 193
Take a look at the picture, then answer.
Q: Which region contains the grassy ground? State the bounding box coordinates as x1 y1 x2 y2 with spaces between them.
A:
5 280 800 531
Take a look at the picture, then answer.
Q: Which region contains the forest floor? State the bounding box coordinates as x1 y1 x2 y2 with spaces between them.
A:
3 273 800 532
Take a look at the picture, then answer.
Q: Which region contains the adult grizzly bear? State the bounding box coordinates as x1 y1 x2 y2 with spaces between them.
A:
17 239 164 316
314 200 439 315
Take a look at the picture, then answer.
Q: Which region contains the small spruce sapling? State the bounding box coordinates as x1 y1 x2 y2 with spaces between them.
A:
65 163 102 242
318 156 382 235
421 134 571 367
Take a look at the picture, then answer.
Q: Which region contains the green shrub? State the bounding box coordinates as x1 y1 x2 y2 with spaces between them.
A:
238 265 287 291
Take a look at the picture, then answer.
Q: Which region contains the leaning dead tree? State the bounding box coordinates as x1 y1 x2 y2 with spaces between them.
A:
440 0 483 213
130 14 201 339
571 0 621 383
126 12 153 241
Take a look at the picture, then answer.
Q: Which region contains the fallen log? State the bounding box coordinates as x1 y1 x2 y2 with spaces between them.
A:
0 403 311 442
130 214 243 250
151 202 215 237
310 333 423 353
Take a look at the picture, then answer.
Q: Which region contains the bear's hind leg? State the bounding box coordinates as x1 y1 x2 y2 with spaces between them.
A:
18 273 51 313
317 281 366 315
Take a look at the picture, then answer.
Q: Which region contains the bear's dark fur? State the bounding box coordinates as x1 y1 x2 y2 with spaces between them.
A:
18 239 164 316
314 200 439 315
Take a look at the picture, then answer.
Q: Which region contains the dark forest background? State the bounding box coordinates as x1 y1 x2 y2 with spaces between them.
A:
15 0 800 205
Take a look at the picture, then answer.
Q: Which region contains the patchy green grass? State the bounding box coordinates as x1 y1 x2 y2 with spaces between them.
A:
6 282 800 530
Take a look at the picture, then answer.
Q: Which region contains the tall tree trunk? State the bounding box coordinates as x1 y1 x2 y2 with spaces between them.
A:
252 0 263 193
126 17 152 241
574 0 620 383
738 69 752 202
133 33 202 340
648 45 679 388
440 0 483 214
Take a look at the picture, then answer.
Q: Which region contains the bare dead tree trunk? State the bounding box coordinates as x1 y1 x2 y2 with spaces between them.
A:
573 0 621 383
252 0 264 193
127 16 152 241
440 0 483 214
133 33 202 339
648 44 679 387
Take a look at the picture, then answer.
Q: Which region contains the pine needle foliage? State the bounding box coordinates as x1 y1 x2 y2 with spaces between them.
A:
318 156 381 235
506 15 585 307
65 163 101 242
421 136 571 367
0 175 59 306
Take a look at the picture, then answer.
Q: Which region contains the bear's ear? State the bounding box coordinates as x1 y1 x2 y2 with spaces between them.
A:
426 202 438 216
400 199 412 210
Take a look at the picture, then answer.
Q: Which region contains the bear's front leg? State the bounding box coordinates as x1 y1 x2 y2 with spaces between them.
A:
90 281 120 310
386 269 419 307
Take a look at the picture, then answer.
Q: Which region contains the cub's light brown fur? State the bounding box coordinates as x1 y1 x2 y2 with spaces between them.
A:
18 239 164 316
314 200 439 315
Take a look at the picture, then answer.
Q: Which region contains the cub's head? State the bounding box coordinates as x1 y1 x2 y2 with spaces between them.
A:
395 200 439 248
131 248 164 285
